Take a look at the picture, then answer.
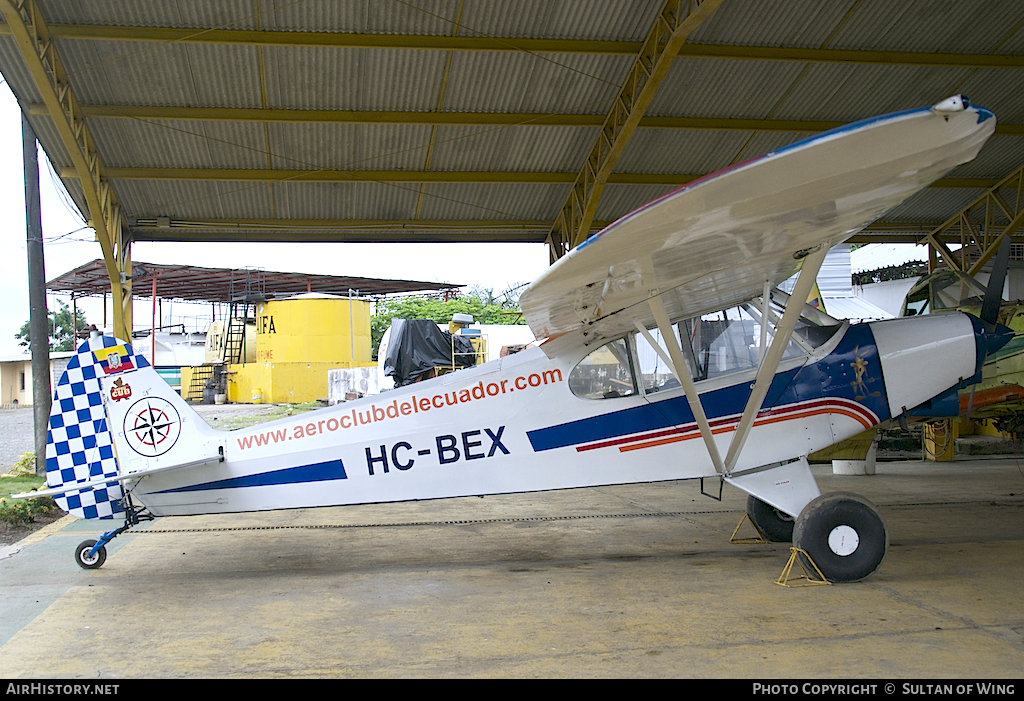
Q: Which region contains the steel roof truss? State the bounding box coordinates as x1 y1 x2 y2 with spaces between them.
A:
921 163 1024 276
4 21 1024 68
547 0 726 262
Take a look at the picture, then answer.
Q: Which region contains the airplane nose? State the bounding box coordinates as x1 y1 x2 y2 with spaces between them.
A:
982 320 1014 356
869 312 982 420
968 314 1014 378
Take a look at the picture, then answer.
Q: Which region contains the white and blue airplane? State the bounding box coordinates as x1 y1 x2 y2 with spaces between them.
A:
16 95 1010 582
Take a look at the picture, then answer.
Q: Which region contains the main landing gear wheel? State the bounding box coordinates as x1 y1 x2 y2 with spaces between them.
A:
746 495 795 542
793 492 888 583
75 539 107 570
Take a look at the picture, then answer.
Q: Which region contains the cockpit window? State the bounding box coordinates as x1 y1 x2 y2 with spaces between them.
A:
635 292 842 385
568 338 637 400
634 323 686 394
689 307 765 379
765 289 843 350
571 290 844 400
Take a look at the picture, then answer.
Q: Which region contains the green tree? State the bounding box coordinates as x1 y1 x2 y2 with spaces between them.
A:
371 288 526 360
15 300 87 352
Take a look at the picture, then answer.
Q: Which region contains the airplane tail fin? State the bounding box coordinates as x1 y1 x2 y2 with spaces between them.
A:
45 334 221 520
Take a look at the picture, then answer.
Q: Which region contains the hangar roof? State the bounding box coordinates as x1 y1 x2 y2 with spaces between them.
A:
0 0 1022 257
46 258 457 302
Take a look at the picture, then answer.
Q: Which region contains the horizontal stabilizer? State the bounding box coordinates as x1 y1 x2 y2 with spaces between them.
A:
12 453 222 500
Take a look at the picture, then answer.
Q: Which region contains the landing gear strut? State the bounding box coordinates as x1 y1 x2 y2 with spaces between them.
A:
74 494 153 570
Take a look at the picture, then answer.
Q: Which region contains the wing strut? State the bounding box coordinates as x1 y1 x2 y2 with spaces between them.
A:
634 246 825 477
758 280 771 363
639 299 726 474
722 246 828 473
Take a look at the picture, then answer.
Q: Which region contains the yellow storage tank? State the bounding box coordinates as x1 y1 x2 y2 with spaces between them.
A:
224 293 376 404
253 294 372 365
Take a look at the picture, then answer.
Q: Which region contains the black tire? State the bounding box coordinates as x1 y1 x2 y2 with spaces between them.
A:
746 495 795 542
793 492 888 583
75 540 107 570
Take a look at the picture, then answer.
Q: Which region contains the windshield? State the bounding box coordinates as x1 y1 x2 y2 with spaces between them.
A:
765 288 844 349
634 290 842 389
570 289 844 399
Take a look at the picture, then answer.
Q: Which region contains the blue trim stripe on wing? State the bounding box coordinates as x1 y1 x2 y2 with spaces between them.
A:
153 458 348 493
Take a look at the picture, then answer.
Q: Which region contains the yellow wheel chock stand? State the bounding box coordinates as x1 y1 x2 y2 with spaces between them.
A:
729 515 832 586
776 547 832 587
729 513 766 544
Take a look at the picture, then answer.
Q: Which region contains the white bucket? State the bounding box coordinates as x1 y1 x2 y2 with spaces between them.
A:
832 441 877 475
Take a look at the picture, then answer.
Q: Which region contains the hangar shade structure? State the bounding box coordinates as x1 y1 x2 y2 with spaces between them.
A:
46 259 458 304
0 0 1022 339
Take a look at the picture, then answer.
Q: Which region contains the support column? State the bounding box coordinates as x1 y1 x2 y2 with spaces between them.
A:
110 215 132 341
0 0 132 341
151 276 157 367
23 113 50 476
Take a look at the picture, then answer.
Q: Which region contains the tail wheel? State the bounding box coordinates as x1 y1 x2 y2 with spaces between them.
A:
793 492 888 583
746 495 795 542
75 539 107 570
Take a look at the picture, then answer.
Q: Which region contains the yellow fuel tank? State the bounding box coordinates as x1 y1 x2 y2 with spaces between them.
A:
253 294 371 364
225 294 376 404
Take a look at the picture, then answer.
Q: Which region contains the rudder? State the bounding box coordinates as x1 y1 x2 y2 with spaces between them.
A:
45 336 142 519
45 334 220 519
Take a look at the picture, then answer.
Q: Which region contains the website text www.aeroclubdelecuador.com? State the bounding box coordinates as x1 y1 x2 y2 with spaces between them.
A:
236 369 563 451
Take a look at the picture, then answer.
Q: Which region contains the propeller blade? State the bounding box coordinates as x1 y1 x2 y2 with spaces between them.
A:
980 236 1011 331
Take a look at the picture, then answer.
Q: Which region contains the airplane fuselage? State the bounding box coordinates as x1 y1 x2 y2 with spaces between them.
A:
124 311 983 518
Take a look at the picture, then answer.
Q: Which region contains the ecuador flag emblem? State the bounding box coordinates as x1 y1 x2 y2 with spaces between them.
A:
93 345 135 375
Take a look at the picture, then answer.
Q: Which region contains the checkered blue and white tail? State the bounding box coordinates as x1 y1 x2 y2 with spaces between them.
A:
46 334 220 520
45 336 151 520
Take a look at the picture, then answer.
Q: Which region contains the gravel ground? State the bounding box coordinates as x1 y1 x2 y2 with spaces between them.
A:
0 409 35 472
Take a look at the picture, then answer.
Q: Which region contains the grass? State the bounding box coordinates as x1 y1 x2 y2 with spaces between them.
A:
207 403 321 431
0 474 46 500
0 468 54 527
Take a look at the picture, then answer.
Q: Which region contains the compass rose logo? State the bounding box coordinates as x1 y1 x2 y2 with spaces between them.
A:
124 397 181 457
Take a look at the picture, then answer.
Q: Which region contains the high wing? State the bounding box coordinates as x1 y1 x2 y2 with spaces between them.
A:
521 96 995 357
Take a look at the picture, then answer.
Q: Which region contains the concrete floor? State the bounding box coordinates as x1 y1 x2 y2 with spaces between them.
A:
1 458 1022 678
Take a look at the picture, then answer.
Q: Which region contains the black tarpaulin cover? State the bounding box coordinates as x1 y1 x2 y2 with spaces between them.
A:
383 319 477 387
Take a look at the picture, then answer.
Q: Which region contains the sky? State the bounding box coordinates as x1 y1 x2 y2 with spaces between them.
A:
0 81 551 357
850 244 927 273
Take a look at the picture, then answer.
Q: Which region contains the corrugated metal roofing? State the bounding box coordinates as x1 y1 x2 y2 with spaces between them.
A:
827 0 1024 55
47 258 457 301
687 0 856 49
456 0 664 41
0 0 1020 255
649 57 809 118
